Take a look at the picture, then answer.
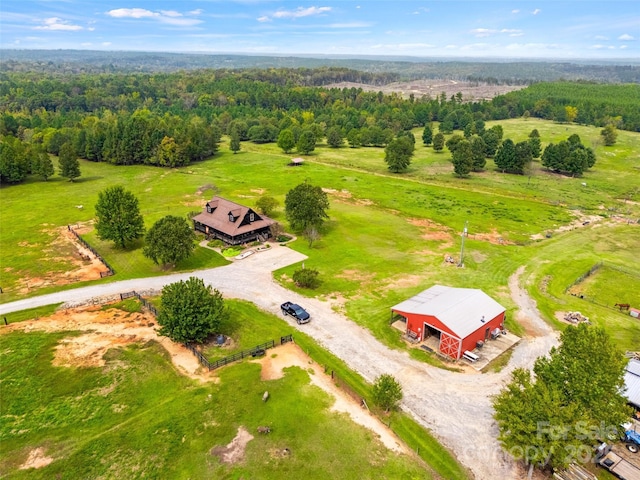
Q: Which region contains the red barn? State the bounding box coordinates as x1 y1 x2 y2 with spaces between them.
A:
391 285 506 360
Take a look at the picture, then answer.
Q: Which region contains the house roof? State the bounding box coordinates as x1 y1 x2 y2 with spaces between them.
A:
624 359 640 408
391 285 506 339
192 196 275 238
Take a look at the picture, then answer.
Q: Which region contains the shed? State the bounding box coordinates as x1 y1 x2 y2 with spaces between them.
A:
624 359 640 409
289 157 304 166
630 308 640 319
391 285 506 360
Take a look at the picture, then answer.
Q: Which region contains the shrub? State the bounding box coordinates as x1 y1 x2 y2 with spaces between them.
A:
292 267 320 289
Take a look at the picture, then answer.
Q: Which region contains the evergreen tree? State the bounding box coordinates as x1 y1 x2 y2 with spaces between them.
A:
494 139 516 173
469 135 487 171
600 124 617 146
229 130 241 154
422 125 433 146
58 142 81 181
528 129 542 158
384 137 414 173
32 146 54 181
432 132 445 152
450 139 473 177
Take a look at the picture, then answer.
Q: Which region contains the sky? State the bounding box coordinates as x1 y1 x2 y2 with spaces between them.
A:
1 1 639 60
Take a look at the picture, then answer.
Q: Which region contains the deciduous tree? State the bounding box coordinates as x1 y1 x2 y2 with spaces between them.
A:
384 136 414 173
432 132 445 152
256 195 279 216
296 130 316 155
277 129 295 153
285 181 329 232
143 215 196 268
600 124 617 146
95 185 145 248
157 277 229 344
372 374 403 412
326 127 344 148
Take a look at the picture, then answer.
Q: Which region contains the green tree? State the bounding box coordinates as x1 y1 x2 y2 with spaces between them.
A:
292 267 320 288
0 136 30 184
372 374 403 413
143 215 196 268
565 105 578 123
326 127 344 148
494 323 630 473
296 130 316 155
513 141 533 175
285 181 329 232
255 195 279 216
384 136 414 173
432 132 445 152
229 130 241 154
482 130 501 157
600 124 617 146
469 135 487 171
528 129 542 158
451 139 473 177
346 129 361 148
157 277 229 344
445 133 464 153
95 185 145 248
277 128 295 153
422 125 433 146
32 147 55 181
494 139 516 173
58 142 81 181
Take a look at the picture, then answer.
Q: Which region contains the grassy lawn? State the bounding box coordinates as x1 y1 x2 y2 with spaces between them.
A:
1 119 639 352
0 301 460 479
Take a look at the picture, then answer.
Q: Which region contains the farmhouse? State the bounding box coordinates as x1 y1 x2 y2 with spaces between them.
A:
624 359 640 411
391 285 506 360
192 196 275 245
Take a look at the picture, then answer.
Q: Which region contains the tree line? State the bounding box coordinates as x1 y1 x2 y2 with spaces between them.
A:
1 68 635 184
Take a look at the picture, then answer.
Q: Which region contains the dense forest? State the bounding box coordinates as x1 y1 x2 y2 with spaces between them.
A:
3 50 640 83
1 64 639 184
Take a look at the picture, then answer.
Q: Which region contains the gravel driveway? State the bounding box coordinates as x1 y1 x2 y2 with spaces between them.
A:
0 247 558 480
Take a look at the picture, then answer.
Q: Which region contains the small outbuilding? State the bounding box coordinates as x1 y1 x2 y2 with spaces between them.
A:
624 359 640 410
391 285 506 360
289 157 304 166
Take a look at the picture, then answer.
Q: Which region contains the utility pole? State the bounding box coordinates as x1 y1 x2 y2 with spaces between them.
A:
458 221 468 268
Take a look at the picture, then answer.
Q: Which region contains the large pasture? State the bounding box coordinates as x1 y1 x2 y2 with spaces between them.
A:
1 118 639 353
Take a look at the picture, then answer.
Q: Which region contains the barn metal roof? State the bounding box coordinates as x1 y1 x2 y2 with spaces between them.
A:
624 359 640 408
391 285 506 339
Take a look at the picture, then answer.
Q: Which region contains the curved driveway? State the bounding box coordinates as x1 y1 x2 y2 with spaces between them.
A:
0 246 557 480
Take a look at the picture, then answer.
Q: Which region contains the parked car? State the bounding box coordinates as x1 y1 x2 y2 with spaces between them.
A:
280 302 310 324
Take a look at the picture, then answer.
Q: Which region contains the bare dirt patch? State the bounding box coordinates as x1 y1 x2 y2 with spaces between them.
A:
257 343 408 454
210 426 254 464
407 218 453 241
335 269 376 284
324 80 526 102
16 225 107 295
1 305 211 382
19 447 53 470
382 274 424 291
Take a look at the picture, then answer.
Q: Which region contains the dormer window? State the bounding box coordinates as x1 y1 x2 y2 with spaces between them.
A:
249 213 255 222
228 213 235 222
206 204 212 213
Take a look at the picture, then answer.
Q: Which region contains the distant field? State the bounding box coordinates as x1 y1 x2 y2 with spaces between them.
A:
568 264 640 312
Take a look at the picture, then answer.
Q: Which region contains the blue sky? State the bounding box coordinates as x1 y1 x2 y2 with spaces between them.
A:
1 1 638 59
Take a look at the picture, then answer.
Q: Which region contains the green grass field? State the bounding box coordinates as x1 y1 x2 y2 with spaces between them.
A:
0 300 463 479
1 118 639 352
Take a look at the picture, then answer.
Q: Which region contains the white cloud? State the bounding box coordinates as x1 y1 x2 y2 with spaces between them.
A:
618 33 634 41
594 35 608 40
511 9 520 14
81 42 92 46
532 9 541 15
620 45 628 49
257 16 271 23
102 42 112 46
34 17 83 31
413 7 429 15
271 6 332 19
471 28 496 37
189 9 204 16
590 44 606 49
107 8 156 19
501 29 523 37
445 44 457 49
160 10 182 18
106 7 202 26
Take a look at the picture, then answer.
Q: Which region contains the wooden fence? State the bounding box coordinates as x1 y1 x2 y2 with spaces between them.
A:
68 225 114 277
120 291 158 316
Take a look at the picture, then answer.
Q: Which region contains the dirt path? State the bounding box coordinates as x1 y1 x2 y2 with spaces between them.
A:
0 247 559 479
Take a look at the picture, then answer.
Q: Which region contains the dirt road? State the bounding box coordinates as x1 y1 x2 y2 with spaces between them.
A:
0 246 558 480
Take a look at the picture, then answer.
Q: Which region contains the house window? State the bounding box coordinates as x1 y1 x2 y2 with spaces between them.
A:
249 213 255 222
228 213 235 222
206 204 212 213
